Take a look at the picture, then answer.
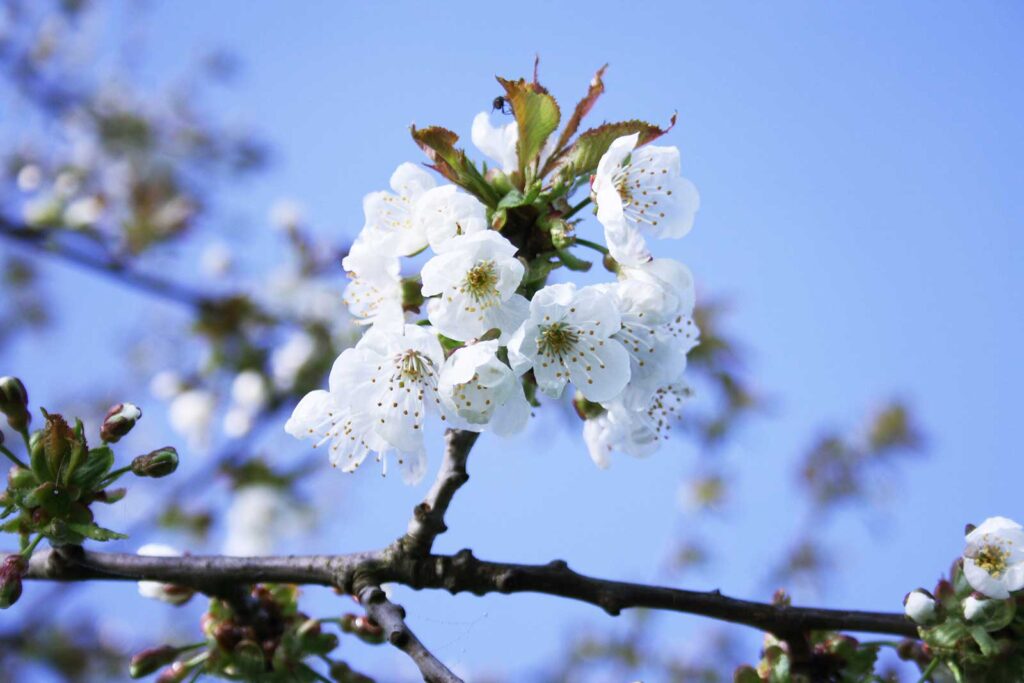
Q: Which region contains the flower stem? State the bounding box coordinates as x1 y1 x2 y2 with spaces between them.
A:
574 237 608 255
98 465 133 488
563 196 592 220
20 534 43 558
0 444 28 470
915 658 939 683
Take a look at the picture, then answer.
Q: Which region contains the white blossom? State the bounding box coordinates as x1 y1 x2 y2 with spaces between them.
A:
421 231 528 343
223 407 254 438
362 162 437 255
168 389 216 451
507 283 630 403
412 185 488 251
471 112 518 173
592 133 700 266
270 330 317 390
136 543 181 602
603 280 694 409
287 323 449 483
16 164 42 192
269 198 304 231
438 340 531 436
341 233 404 327
63 195 103 228
618 258 696 320
223 485 308 556
582 383 692 468
200 241 234 278
962 516 1024 598
149 370 183 400
231 370 268 412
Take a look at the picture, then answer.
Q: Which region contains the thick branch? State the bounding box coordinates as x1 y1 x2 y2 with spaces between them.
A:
12 547 917 638
358 586 463 683
19 545 380 588
399 429 479 556
403 550 918 637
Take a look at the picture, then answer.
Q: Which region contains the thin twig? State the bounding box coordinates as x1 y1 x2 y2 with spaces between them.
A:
398 429 479 556
358 585 463 683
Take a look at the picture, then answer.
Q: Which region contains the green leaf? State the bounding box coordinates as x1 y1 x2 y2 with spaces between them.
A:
67 522 128 542
497 77 561 177
557 116 677 182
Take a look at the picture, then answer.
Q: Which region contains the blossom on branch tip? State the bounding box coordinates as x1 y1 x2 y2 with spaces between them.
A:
412 185 488 251
507 282 631 403
471 112 518 174
287 323 450 483
592 133 700 267
421 231 528 343
341 235 404 327
582 383 692 468
362 162 437 255
962 516 1024 599
438 340 531 436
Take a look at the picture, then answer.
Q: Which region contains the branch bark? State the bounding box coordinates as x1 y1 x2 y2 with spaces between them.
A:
398 429 479 556
358 585 463 683
11 546 917 638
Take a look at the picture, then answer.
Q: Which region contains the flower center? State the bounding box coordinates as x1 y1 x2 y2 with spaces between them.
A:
537 322 579 359
396 350 432 382
974 541 1011 577
462 260 499 302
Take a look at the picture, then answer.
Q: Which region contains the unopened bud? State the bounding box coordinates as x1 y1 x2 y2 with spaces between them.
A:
130 645 181 679
0 377 30 432
100 403 142 443
401 277 424 312
131 447 179 478
963 592 1016 631
903 589 937 625
0 555 27 609
7 467 36 490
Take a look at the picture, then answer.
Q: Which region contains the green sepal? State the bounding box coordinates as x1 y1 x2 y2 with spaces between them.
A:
555 248 592 272
66 522 128 542
71 446 116 491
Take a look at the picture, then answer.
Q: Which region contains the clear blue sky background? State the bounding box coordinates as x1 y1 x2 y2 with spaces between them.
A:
5 1 1024 680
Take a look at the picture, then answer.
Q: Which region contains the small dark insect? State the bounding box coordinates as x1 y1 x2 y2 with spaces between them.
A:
492 96 513 115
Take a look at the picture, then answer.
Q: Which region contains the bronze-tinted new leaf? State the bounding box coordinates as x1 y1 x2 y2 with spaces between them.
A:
557 115 677 182
543 64 608 176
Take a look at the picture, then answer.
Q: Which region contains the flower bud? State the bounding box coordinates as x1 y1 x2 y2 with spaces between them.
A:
131 447 179 478
130 645 181 679
963 591 1016 631
0 555 27 609
40 412 76 482
903 588 938 625
100 403 142 443
6 467 36 490
0 377 30 432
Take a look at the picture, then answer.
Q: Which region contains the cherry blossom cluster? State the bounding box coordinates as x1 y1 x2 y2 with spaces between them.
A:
900 516 1024 673
286 75 702 483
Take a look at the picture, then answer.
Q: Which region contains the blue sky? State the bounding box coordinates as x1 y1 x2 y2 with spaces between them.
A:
5 1 1024 680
